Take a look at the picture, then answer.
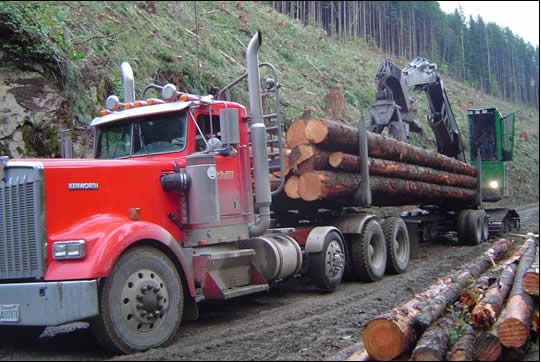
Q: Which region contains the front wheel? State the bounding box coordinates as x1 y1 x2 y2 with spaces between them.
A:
309 231 346 292
90 247 184 354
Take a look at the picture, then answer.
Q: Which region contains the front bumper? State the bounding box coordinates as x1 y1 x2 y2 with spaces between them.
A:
0 280 98 326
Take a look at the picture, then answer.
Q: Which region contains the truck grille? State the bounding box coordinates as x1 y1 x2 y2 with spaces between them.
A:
0 163 46 280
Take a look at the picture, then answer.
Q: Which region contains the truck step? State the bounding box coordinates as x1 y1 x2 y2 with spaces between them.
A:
221 284 269 299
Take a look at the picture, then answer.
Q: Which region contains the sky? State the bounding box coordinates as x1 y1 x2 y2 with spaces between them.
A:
438 1 540 47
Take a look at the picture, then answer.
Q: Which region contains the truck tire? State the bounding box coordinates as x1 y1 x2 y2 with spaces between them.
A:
457 210 469 242
479 209 489 241
466 210 483 245
382 217 410 274
309 231 345 292
350 220 387 282
90 246 183 354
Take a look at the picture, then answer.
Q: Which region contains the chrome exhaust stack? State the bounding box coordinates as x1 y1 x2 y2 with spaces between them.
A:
246 31 271 237
120 62 135 103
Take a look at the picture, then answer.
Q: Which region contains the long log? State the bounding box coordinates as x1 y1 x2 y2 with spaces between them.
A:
297 171 476 204
461 240 531 313
329 152 477 188
447 325 477 361
471 239 534 329
522 246 539 296
471 263 518 329
413 239 512 331
362 239 511 361
475 327 502 361
411 316 455 361
496 237 537 348
285 119 309 149
305 119 477 177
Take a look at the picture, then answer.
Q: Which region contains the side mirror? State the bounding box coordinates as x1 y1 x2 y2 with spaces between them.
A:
219 108 240 145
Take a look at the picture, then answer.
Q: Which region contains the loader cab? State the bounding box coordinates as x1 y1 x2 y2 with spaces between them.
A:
468 108 515 201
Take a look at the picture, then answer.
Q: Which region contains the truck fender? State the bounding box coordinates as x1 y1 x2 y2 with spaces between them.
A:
304 226 344 254
45 215 195 297
332 213 378 235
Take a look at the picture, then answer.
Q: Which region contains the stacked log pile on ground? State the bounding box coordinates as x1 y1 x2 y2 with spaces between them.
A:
360 239 511 361
495 238 537 348
339 235 541 361
284 118 478 206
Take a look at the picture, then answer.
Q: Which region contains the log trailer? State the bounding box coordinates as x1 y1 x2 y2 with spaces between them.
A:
0 32 518 353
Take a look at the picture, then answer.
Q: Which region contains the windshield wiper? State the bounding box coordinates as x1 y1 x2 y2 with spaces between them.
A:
137 123 150 157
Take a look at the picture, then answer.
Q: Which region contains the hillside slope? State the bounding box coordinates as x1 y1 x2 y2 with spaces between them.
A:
0 1 538 204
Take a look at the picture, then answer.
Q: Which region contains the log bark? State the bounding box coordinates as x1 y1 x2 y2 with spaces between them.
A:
458 273 497 312
297 170 476 204
471 239 534 329
285 119 309 149
522 246 539 296
471 263 518 329
413 239 511 331
411 316 455 361
284 175 300 199
329 152 477 189
475 327 502 361
305 118 477 176
447 325 477 361
496 237 537 348
362 239 511 361
531 308 540 333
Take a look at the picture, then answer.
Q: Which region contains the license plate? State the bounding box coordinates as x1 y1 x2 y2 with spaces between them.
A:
0 304 20 322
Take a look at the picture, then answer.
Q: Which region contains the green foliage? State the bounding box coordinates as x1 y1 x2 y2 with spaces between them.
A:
446 305 474 348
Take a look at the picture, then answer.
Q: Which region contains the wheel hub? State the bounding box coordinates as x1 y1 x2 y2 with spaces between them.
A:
326 240 345 278
120 269 169 333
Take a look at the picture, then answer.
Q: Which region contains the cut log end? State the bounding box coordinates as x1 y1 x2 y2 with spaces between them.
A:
362 319 405 361
447 351 466 361
329 152 344 168
285 120 309 149
523 272 539 296
284 176 300 199
497 317 530 348
297 173 322 201
305 119 328 144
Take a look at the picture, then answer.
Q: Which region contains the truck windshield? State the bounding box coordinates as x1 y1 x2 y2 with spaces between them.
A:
95 111 188 159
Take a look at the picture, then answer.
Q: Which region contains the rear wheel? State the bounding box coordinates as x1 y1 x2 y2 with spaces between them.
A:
90 247 183 354
466 210 483 245
309 231 345 292
479 209 489 241
382 217 410 274
350 220 387 282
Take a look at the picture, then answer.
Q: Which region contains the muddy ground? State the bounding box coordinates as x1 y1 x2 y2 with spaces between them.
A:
0 203 538 361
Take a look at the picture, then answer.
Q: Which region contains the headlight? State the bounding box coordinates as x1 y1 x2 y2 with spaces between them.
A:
53 240 86 260
488 180 499 189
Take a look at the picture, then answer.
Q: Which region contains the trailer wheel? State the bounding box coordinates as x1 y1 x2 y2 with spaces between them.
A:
457 210 469 241
382 217 410 274
479 209 489 241
466 210 483 245
90 246 183 354
351 220 387 282
309 231 345 291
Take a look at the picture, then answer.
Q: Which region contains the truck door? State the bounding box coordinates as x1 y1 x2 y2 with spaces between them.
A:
500 113 515 162
196 113 244 217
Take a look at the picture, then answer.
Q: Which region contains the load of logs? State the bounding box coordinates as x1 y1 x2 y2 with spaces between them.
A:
284 119 478 206
337 234 540 361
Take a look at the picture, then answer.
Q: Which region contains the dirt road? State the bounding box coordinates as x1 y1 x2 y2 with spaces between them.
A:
0 203 538 361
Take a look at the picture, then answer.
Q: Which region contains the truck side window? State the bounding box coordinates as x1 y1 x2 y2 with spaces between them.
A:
196 114 221 152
